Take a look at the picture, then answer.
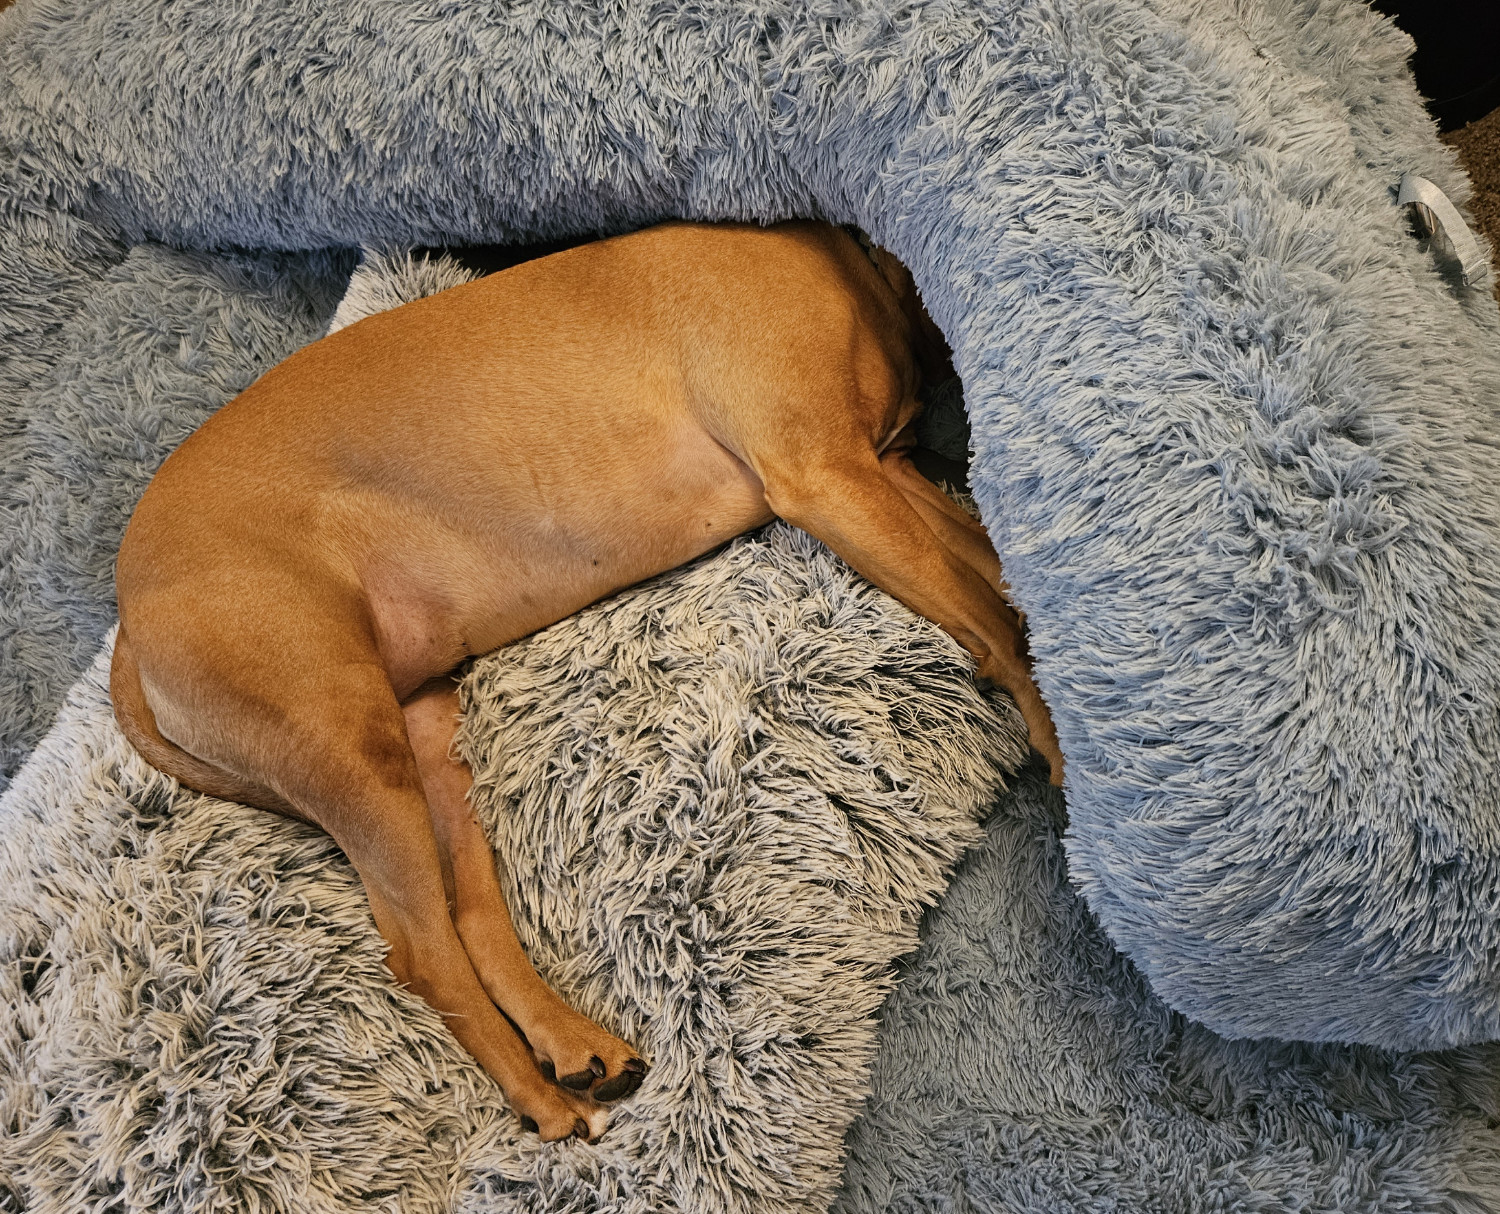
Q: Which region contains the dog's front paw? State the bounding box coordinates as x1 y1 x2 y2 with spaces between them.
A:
530 1006 649 1105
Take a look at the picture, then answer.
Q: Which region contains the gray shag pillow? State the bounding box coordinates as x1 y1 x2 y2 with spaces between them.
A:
0 515 1024 1211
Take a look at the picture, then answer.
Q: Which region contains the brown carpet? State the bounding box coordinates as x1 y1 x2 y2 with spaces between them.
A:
1445 107 1500 286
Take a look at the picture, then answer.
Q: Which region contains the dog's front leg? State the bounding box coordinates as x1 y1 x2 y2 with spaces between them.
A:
764 456 1064 785
403 680 648 1108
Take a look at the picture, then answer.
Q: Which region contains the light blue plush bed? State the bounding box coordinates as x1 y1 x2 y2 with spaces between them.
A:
3 1 1499 1210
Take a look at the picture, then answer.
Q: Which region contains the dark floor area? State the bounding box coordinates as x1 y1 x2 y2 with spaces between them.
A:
1446 108 1500 286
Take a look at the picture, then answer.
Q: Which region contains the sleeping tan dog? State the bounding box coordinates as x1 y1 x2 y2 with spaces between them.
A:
111 220 1063 1143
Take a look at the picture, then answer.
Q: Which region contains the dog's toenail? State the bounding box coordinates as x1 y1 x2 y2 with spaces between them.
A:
623 1057 647 1074
589 1056 606 1077
520 1116 538 1134
573 1118 590 1140
559 1068 594 1090
539 1060 557 1083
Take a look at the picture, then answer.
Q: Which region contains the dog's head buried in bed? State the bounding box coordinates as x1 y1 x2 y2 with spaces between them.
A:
109 219 1062 1142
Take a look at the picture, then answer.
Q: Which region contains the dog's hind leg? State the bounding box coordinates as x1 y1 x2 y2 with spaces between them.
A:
276 663 611 1139
402 679 648 1105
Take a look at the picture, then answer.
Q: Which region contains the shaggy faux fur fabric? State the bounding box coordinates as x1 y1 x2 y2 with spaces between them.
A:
838 763 1500 1214
4 0 1500 1050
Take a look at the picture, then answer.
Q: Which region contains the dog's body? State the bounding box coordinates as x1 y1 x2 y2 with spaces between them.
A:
111 220 1062 1141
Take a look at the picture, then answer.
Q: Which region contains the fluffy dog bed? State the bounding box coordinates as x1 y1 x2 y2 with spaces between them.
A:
3 246 1497 1214
4 0 1500 1207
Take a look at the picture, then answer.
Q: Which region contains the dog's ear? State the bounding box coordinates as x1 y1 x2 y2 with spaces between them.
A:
867 246 956 387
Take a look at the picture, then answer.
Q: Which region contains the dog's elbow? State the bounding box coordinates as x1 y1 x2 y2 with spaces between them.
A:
761 459 878 534
761 477 809 527
761 467 834 529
